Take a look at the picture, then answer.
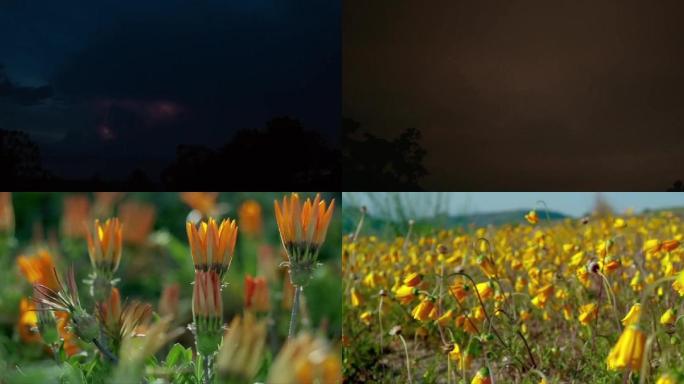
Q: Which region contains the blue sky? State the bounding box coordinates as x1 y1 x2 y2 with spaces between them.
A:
343 192 684 217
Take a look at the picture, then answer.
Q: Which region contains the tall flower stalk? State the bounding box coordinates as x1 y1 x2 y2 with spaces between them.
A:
274 193 335 338
186 217 238 384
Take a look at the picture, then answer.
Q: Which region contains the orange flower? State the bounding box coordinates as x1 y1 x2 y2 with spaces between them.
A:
55 311 80 356
119 201 156 246
238 200 263 237
18 298 40 343
186 218 238 277
244 275 270 313
86 218 123 275
61 194 90 238
0 192 14 234
274 193 335 286
17 250 59 290
180 192 219 216
274 193 335 251
662 240 680 252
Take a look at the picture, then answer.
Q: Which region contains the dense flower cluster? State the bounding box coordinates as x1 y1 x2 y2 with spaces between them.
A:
344 209 684 382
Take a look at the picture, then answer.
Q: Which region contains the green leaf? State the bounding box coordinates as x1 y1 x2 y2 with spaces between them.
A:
165 343 186 367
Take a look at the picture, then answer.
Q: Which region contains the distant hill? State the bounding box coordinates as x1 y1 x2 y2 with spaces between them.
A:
342 205 570 236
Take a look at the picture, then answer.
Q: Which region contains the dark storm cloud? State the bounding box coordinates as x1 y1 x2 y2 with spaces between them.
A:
0 0 339 179
0 66 52 106
344 0 684 190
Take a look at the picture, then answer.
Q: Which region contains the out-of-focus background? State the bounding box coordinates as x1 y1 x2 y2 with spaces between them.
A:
0 192 340 368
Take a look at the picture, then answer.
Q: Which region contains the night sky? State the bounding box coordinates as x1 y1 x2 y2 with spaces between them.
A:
344 1 684 190
1 0 339 180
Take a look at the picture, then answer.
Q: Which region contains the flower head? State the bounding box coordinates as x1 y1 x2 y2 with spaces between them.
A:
17 250 59 290
578 303 598 325
266 333 341 384
17 298 40 343
606 325 646 371
525 210 539 225
274 193 335 287
660 308 676 327
86 218 123 276
244 275 270 313
119 201 156 246
216 312 267 383
411 298 436 322
472 367 492 384
622 303 641 327
180 192 219 216
186 218 238 278
238 200 263 237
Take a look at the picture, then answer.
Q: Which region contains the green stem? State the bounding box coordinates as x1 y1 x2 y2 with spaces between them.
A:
201 353 214 384
288 285 302 338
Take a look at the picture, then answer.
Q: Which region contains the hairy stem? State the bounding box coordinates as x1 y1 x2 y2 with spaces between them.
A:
288 285 302 338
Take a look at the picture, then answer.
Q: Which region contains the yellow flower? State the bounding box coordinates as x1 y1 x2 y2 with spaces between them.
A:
360 311 373 326
436 309 453 327
186 218 238 277
403 272 422 287
17 298 40 343
606 325 646 371
525 210 539 225
411 298 435 322
660 308 676 326
351 287 363 307
656 373 678 384
471 367 492 384
621 303 641 326
449 343 472 371
531 284 554 309
643 239 661 253
395 285 417 305
449 280 470 302
578 303 598 325
477 255 497 278
476 281 494 300
86 218 123 275
673 272 684 296
455 314 479 335
569 251 584 268
613 218 626 229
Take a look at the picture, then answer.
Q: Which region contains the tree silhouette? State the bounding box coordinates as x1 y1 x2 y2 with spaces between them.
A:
343 118 427 189
0 129 52 187
162 117 339 189
667 180 683 192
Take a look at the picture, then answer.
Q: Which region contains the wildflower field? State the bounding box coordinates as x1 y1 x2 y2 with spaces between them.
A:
343 198 684 383
0 192 342 384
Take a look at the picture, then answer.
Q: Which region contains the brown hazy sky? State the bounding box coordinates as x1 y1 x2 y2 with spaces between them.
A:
344 0 684 190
